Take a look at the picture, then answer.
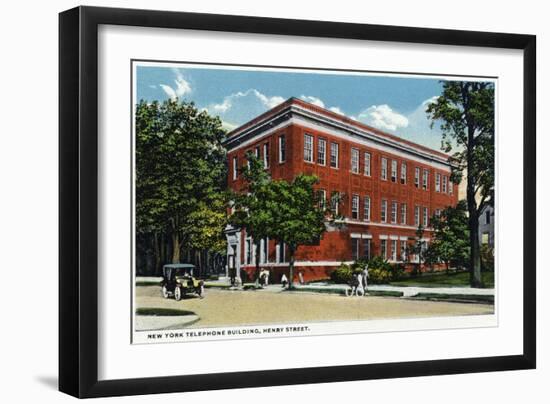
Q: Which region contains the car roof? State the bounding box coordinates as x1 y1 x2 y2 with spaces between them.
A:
163 263 195 269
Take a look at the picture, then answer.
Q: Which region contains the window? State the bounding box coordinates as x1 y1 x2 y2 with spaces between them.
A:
246 150 251 169
363 196 371 222
331 191 340 216
400 240 407 261
486 209 491 224
381 157 388 180
449 180 453 195
318 189 327 210
351 194 359 219
401 162 407 184
276 241 286 263
391 160 397 182
245 238 252 265
391 201 397 223
362 239 371 260
318 138 326 165
260 238 269 264
423 207 429 227
381 199 387 223
436 173 441 192
380 239 387 259
414 167 420 188
330 142 339 168
422 169 429 190
442 175 447 193
391 239 397 261
351 238 360 261
401 203 407 225
304 134 314 162
414 205 420 226
232 156 238 180
364 152 371 176
254 146 260 158
278 135 286 163
482 232 490 245
435 209 441 217
351 148 359 173
263 143 269 168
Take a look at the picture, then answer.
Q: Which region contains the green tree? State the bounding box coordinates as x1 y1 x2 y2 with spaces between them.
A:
427 201 470 272
427 81 494 287
135 98 227 264
229 153 272 283
263 174 326 289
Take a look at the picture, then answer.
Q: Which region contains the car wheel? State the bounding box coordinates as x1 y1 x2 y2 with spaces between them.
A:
161 286 169 299
174 287 182 301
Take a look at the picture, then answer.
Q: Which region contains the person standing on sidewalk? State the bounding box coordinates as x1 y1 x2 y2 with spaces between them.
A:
362 265 369 295
281 273 288 288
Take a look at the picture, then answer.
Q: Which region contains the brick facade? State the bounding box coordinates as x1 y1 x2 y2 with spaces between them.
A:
224 98 458 283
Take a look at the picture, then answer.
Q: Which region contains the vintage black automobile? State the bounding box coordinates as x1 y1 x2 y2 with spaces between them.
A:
160 264 204 301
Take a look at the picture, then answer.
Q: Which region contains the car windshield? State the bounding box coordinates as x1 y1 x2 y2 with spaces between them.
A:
173 268 192 277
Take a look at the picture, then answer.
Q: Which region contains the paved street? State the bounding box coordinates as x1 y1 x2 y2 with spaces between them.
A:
135 284 494 330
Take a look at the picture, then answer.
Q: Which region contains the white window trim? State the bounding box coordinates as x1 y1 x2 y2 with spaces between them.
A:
278 135 285 163
330 142 339 168
304 133 314 163
318 138 326 166
351 148 359 174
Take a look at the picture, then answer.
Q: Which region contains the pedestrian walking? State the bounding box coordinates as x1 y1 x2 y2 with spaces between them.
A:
298 271 305 285
281 273 288 288
362 264 369 295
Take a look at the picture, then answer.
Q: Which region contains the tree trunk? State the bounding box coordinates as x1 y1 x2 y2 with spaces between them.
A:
468 212 482 287
288 245 296 289
171 232 181 264
466 113 483 287
254 239 261 284
153 232 161 276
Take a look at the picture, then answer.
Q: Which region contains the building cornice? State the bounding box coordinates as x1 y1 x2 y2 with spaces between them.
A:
223 98 454 168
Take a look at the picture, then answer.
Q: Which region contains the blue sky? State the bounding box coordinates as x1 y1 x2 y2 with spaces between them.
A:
137 64 455 150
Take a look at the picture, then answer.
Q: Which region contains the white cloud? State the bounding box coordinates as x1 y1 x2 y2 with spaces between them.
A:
300 95 325 108
329 106 345 115
357 104 409 131
205 89 285 126
160 69 192 101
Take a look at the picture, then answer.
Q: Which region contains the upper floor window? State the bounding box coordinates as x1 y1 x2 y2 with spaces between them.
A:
351 148 359 174
414 205 420 226
304 134 314 163
414 167 420 188
255 146 260 159
364 196 371 222
423 207 429 227
317 189 327 210
401 203 407 225
263 143 269 169
318 138 326 165
351 194 359 219
330 191 340 216
391 160 397 182
401 162 407 184
381 157 388 180
391 201 398 223
422 169 429 190
330 142 339 168
436 173 441 192
449 180 453 195
442 175 448 193
232 156 238 180
381 199 388 223
364 152 371 176
485 209 491 224
278 135 286 163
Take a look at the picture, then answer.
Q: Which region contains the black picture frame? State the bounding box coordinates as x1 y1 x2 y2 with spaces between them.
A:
59 5 536 398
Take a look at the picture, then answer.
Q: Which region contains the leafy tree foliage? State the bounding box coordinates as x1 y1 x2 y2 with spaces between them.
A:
426 201 470 272
427 81 494 287
264 174 327 288
135 99 227 265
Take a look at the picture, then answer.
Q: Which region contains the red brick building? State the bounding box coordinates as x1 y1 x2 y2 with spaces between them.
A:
224 97 458 283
